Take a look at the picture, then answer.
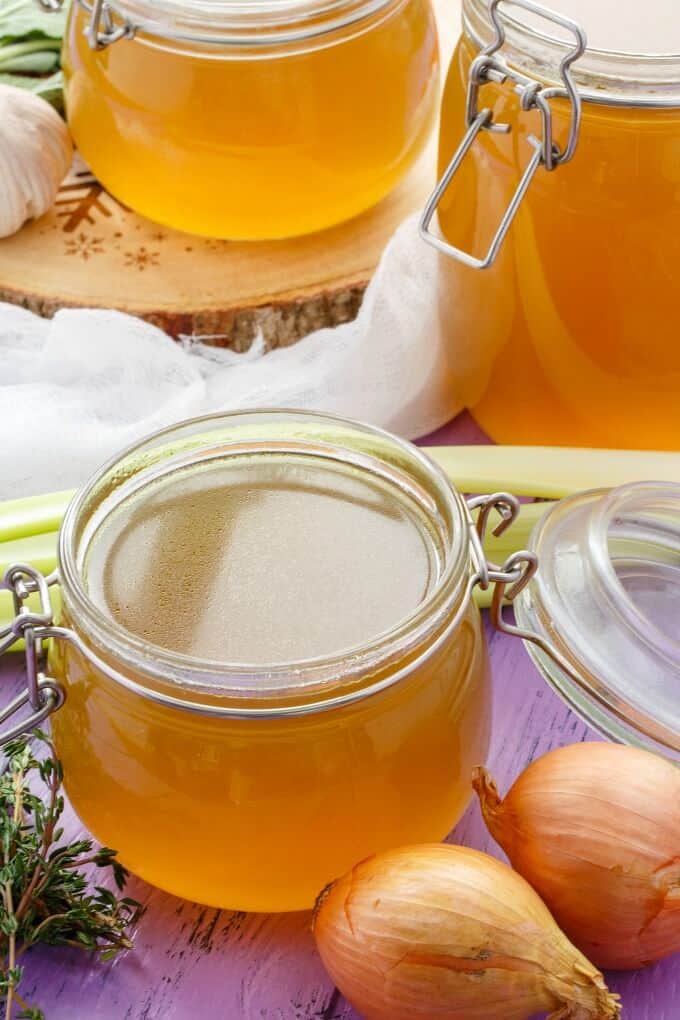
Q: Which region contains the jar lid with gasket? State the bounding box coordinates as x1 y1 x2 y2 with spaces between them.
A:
72 0 406 49
507 482 680 759
462 0 680 104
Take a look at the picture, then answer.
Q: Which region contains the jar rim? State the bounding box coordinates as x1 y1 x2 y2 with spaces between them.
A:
463 0 680 106
587 483 680 665
57 410 472 711
97 0 399 47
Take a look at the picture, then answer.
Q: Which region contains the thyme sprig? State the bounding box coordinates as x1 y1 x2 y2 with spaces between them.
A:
0 731 142 1020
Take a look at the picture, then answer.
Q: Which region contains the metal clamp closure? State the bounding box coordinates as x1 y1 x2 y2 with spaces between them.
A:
466 491 522 590
84 0 135 50
0 565 65 745
489 554 589 692
464 492 539 604
35 0 135 50
420 0 587 270
467 496 590 694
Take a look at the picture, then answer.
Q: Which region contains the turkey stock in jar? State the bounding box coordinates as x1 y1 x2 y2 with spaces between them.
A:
421 0 680 450
60 0 439 239
1 411 534 912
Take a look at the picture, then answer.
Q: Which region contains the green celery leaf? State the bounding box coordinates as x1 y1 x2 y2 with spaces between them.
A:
0 0 67 42
0 48 60 73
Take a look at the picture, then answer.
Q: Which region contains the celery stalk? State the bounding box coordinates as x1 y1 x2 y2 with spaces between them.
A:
0 531 59 578
427 445 680 499
1 444 674 544
0 490 74 544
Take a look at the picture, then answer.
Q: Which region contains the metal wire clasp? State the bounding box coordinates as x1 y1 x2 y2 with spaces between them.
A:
420 0 587 269
83 0 135 50
0 565 65 745
489 550 593 694
465 492 539 598
464 494 587 686
36 0 135 49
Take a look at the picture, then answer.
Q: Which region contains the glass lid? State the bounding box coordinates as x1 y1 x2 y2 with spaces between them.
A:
515 481 680 758
463 0 680 104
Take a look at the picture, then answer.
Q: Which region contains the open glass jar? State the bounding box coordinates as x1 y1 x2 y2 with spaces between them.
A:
0 411 531 912
57 0 439 239
421 0 680 450
3 414 676 912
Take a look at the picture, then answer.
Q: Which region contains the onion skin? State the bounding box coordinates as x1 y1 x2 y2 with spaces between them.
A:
313 843 620 1020
473 742 680 970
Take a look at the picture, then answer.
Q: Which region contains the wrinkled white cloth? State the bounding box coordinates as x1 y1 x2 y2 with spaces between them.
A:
0 214 463 499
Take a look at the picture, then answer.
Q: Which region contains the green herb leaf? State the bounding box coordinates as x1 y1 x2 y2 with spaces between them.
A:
0 1 67 43
0 0 67 112
0 47 60 74
0 733 143 1019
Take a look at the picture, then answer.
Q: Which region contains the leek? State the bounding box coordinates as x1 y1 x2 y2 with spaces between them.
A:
0 490 74 544
428 445 680 499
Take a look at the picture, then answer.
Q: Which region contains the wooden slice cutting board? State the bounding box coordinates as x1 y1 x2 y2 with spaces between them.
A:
0 0 459 349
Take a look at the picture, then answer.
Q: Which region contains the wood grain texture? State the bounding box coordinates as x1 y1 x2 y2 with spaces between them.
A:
0 0 461 348
2 412 677 1018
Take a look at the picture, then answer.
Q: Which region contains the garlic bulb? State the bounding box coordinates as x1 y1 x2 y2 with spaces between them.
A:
313 844 621 1020
474 742 680 970
0 84 73 239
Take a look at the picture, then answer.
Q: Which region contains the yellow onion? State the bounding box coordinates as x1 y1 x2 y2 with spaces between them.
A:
473 742 680 970
313 843 620 1020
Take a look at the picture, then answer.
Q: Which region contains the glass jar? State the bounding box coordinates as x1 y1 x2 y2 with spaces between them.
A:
59 0 439 239
0 411 527 912
421 0 680 450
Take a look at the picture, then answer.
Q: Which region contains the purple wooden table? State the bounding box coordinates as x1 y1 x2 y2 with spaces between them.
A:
4 413 678 1019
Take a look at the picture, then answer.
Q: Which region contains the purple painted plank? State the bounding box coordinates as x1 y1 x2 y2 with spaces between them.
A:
420 409 491 448
1 410 676 1019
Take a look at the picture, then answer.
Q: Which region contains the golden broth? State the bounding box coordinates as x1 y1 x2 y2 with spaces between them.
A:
436 36 680 450
51 448 490 911
63 0 439 239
